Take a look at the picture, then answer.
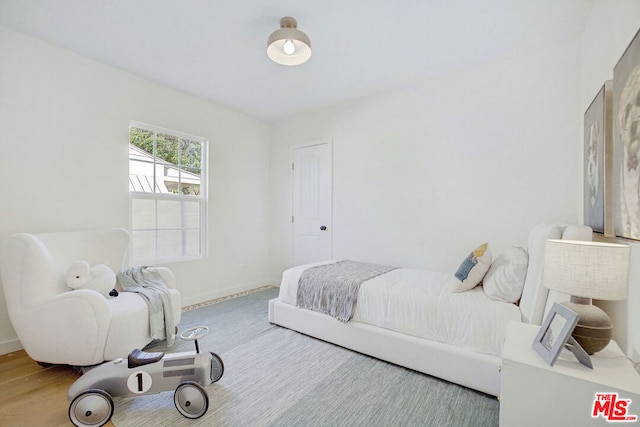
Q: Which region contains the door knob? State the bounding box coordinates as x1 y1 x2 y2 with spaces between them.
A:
320 226 327 231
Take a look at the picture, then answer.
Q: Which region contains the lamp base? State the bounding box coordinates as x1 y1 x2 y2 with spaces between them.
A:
562 301 612 355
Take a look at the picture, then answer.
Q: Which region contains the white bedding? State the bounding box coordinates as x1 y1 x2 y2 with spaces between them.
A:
279 260 522 356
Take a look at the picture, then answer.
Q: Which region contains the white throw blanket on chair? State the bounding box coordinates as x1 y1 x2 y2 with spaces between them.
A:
117 266 177 346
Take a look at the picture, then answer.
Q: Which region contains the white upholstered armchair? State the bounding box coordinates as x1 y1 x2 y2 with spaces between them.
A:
0 228 181 366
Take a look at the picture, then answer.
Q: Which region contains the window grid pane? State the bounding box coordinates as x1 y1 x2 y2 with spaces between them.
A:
129 121 207 264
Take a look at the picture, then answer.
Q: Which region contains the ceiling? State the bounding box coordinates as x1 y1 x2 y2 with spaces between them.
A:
0 0 594 122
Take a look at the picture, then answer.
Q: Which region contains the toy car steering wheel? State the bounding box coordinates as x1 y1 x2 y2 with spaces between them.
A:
180 326 210 341
179 326 210 354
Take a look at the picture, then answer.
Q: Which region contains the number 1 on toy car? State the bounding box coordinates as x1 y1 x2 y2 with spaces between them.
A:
127 371 152 394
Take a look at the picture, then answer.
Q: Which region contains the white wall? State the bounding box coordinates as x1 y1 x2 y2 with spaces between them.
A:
270 2 640 363
270 41 580 277
0 27 272 353
578 1 640 362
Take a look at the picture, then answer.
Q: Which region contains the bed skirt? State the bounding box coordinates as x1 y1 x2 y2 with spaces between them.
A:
268 298 503 397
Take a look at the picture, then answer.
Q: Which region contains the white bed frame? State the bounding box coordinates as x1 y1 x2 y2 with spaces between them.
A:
269 298 502 395
268 224 593 398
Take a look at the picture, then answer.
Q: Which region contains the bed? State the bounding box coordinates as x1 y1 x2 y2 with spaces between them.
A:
268 223 592 396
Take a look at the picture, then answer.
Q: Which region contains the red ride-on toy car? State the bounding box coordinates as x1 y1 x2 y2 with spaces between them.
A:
67 326 223 427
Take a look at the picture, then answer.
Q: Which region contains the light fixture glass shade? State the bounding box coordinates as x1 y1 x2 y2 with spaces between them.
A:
267 17 311 66
543 239 630 300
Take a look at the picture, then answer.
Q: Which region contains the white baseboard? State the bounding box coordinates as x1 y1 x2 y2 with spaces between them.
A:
180 280 278 308
0 338 23 356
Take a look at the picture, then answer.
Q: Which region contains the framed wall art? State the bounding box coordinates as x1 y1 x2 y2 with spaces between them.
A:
584 81 613 235
613 28 640 240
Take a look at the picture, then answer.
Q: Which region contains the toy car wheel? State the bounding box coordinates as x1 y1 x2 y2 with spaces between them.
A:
210 352 224 382
174 381 209 419
69 389 114 427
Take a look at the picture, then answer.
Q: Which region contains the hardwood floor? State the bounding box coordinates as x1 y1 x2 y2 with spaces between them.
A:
0 350 114 427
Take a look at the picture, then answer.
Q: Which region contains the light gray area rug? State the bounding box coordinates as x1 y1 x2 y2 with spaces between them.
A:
111 287 499 426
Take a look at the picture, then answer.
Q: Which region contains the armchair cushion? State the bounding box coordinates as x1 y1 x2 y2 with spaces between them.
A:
103 289 181 360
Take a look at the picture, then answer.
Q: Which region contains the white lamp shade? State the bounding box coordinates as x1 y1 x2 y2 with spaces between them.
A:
543 239 630 300
267 17 312 66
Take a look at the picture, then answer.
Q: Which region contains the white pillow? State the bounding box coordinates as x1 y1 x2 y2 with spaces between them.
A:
519 224 563 324
483 246 529 303
451 243 492 293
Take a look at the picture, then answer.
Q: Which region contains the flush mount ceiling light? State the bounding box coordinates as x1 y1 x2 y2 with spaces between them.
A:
267 16 311 66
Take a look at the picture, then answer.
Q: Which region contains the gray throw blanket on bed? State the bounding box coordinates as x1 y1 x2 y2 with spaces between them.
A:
117 266 176 347
296 260 398 322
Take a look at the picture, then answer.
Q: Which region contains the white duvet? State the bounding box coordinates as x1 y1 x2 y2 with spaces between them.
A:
279 260 522 356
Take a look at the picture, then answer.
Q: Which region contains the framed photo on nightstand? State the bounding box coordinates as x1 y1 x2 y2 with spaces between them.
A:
532 303 592 368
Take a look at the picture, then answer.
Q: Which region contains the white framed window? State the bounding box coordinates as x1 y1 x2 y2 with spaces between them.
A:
128 121 208 264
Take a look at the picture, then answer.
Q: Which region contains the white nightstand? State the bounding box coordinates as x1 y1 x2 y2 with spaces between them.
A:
500 321 640 427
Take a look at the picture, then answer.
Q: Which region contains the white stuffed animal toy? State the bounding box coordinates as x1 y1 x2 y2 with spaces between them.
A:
66 260 118 297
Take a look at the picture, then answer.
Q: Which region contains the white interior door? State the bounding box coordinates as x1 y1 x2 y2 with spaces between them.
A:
292 142 332 266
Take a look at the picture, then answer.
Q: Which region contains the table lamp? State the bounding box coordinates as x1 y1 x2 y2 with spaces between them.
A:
543 239 630 355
